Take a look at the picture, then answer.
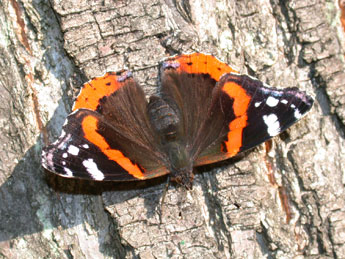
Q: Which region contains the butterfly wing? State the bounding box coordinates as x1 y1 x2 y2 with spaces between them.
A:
42 72 169 181
194 72 314 166
159 53 237 150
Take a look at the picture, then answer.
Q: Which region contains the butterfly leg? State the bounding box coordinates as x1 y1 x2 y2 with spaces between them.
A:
158 176 171 223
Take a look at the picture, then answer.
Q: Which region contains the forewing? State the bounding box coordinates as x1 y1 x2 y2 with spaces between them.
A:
42 72 168 181
195 72 314 166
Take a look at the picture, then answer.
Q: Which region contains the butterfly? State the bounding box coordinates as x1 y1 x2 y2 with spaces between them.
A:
42 53 314 189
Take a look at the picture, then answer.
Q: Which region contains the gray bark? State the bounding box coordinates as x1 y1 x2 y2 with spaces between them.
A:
0 0 344 258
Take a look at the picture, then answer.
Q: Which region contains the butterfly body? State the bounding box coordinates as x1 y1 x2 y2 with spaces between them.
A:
42 53 314 188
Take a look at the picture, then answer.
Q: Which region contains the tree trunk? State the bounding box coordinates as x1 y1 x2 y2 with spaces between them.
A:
1 0 344 258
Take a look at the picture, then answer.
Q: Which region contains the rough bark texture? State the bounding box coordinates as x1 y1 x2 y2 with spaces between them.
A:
0 0 344 258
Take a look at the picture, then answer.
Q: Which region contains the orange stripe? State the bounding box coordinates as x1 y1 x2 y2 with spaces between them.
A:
73 72 122 111
222 81 250 156
172 53 237 81
82 115 145 179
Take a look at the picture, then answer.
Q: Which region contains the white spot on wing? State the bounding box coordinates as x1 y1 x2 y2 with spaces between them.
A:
255 102 261 107
82 159 105 180
42 151 55 170
281 99 288 104
82 144 89 149
64 167 73 177
294 109 302 119
291 104 296 108
57 134 72 149
68 145 79 156
60 130 66 139
266 96 279 107
263 114 280 136
62 153 68 158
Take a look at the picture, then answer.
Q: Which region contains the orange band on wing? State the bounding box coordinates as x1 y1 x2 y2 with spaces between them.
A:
222 81 251 156
170 53 237 81
82 115 145 179
73 72 123 111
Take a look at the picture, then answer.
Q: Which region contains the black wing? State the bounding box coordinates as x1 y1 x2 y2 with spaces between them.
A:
194 72 314 166
42 72 169 181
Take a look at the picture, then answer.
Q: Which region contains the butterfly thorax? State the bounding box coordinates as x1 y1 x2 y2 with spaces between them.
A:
148 96 180 141
147 96 194 189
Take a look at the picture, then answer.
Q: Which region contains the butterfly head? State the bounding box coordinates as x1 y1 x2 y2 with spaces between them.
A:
170 166 194 190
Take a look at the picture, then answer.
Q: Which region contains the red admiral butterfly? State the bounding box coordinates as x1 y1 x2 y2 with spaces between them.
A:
42 53 313 189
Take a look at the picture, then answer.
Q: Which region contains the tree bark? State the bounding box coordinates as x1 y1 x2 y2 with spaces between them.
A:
0 0 344 258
